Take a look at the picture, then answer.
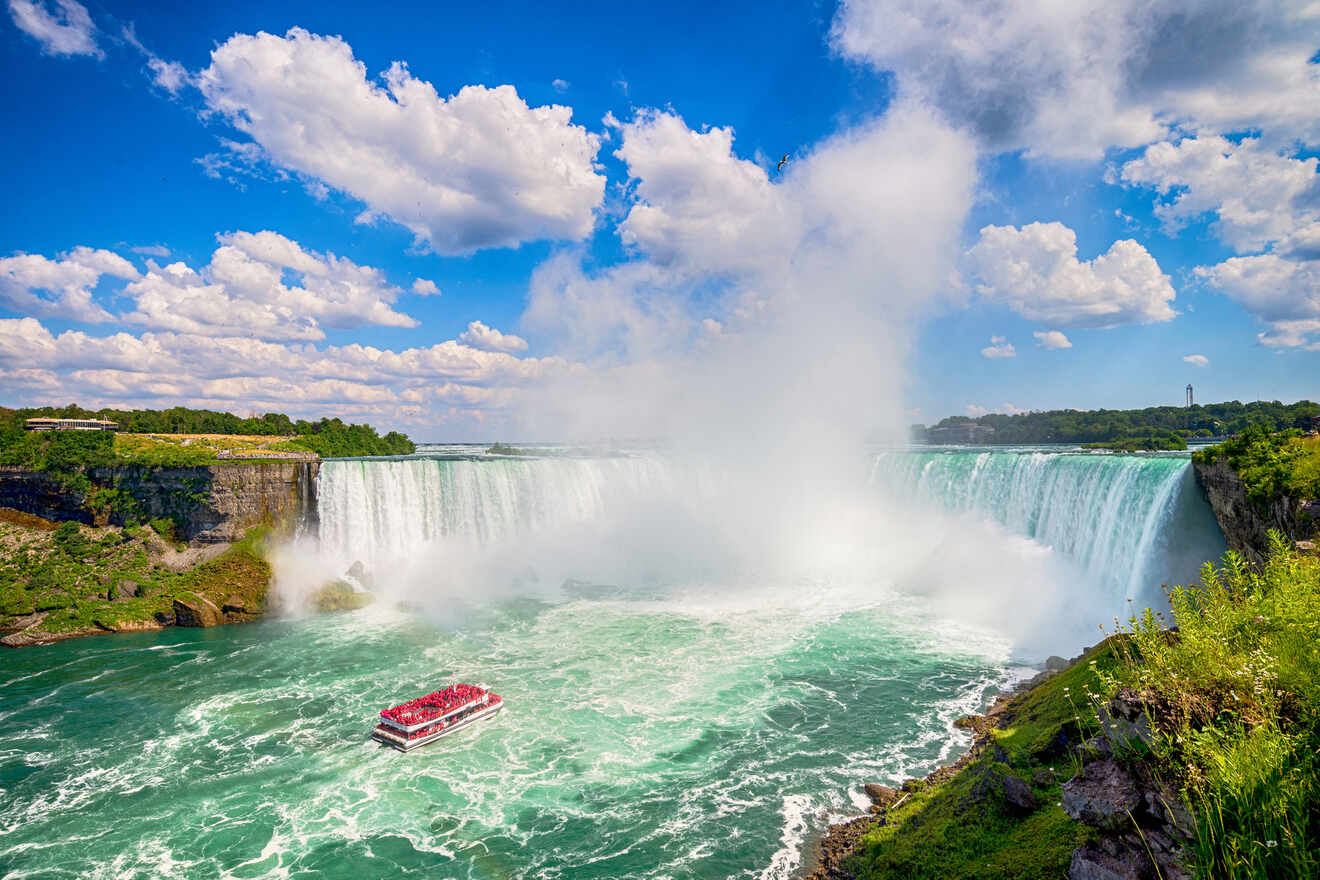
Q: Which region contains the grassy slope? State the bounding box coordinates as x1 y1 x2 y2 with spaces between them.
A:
112 433 315 465
0 513 270 635
846 539 1320 880
1194 429 1320 512
846 647 1115 879
1115 538 1320 878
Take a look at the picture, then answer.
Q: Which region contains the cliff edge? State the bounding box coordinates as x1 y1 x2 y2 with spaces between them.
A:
1193 457 1317 564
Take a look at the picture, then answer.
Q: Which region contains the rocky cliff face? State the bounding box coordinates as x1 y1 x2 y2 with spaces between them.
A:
0 468 92 523
0 461 318 544
94 461 319 543
1193 459 1314 564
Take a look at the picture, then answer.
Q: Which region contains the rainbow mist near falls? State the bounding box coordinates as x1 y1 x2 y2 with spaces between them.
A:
0 444 1224 879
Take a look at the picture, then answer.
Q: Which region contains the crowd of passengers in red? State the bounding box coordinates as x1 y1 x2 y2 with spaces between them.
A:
379 683 500 728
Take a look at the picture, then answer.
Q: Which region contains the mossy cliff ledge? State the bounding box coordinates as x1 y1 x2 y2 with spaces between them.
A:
809 539 1320 880
807 642 1193 880
0 460 318 543
0 517 275 647
1193 458 1317 563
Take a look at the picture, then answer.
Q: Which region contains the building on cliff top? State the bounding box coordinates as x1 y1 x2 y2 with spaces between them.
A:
25 417 118 432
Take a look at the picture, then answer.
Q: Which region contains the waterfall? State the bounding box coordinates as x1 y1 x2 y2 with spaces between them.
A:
871 450 1226 602
317 455 674 568
314 449 1225 608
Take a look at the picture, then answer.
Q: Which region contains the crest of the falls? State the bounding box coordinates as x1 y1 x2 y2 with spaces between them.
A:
317 455 676 569
870 449 1225 603
316 448 1225 610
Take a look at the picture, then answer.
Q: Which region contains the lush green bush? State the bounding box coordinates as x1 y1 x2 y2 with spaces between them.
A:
1083 433 1187 452
0 428 115 473
1194 426 1320 509
149 517 179 545
277 418 415 457
0 406 416 457
51 521 90 559
1108 536 1320 879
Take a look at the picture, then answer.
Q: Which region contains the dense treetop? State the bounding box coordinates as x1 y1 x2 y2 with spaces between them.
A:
922 400 1320 445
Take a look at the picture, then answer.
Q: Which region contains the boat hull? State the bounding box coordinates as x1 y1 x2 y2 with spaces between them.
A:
372 701 504 751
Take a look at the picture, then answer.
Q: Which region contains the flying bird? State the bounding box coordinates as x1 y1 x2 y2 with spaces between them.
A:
776 154 790 172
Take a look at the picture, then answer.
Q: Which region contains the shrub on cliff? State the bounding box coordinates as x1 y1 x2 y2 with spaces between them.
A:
0 428 115 473
280 418 415 457
1109 535 1320 879
1195 427 1320 510
1083 433 1187 452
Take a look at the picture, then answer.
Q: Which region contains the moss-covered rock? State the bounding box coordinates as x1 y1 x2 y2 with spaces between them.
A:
309 580 375 613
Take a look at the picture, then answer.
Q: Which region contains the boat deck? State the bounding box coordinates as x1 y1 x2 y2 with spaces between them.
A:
372 699 504 751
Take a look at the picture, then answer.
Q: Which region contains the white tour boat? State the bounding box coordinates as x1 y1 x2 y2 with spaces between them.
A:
373 682 504 751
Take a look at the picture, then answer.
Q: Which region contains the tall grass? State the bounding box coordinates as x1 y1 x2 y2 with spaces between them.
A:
1109 533 1320 878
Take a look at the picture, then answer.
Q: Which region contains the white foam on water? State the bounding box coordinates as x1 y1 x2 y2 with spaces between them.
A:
759 794 815 880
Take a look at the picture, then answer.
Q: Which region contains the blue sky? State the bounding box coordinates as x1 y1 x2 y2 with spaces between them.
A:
1 0 1317 439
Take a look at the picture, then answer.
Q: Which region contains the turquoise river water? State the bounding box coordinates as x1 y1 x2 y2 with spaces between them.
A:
0 448 1224 878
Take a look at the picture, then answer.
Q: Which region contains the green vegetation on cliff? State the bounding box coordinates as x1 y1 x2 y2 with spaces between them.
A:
1083 433 1188 452
0 515 271 641
1112 536 1320 878
1 405 415 459
1194 426 1320 511
843 538 1320 880
922 399 1319 445
844 647 1114 878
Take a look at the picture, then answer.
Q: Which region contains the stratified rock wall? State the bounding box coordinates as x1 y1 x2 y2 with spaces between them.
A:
1193 459 1311 564
0 468 93 523
0 461 318 544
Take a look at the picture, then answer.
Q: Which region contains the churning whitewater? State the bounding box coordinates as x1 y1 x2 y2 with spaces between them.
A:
0 448 1225 879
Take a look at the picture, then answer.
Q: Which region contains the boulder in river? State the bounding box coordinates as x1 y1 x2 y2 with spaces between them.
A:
310 580 375 613
863 783 899 808
172 592 222 627
221 595 253 615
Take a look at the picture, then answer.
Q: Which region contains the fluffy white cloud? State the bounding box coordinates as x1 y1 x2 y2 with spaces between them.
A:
614 110 795 273
1120 136 1320 253
1033 330 1072 349
980 336 1016 359
458 320 529 353
8 0 100 57
1119 135 1320 346
529 104 978 360
831 0 1320 158
196 28 605 254
524 103 980 443
119 230 421 341
0 317 577 431
0 247 137 323
411 278 440 296
968 222 1176 328
1183 354 1209 367
1196 254 1320 348
147 57 190 93
1277 222 1320 261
